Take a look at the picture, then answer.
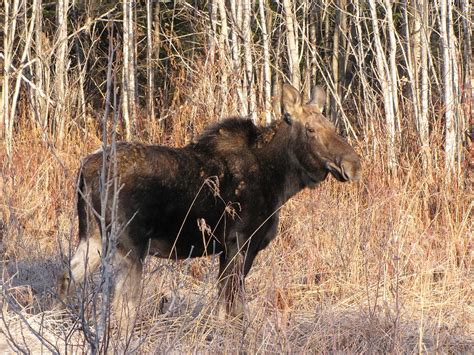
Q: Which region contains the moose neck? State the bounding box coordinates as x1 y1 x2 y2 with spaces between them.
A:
256 121 320 206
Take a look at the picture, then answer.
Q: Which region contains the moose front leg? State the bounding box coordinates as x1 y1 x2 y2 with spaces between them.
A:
217 235 258 319
218 250 244 318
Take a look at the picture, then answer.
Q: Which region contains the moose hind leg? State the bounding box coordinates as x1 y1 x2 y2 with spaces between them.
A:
57 237 102 307
111 249 143 332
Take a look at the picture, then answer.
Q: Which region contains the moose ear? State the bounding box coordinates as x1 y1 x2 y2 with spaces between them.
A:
282 84 302 115
308 85 326 113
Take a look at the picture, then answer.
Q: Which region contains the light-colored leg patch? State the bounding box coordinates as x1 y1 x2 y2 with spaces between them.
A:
111 251 143 333
58 237 102 303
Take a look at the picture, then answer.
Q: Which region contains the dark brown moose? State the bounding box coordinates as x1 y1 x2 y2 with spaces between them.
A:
58 84 361 324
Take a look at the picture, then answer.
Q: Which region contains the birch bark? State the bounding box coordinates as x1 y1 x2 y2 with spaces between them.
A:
2 0 18 154
146 0 155 121
230 0 246 115
217 0 229 116
242 0 256 122
282 0 300 90
259 0 272 125
440 0 456 175
55 0 69 144
369 0 397 172
419 0 431 171
208 0 218 65
122 0 137 139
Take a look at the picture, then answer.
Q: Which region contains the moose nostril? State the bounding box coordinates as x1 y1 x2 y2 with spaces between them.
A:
341 157 361 181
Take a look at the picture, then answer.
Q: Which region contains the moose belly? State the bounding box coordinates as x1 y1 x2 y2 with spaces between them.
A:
147 235 223 259
124 180 228 258
140 213 225 259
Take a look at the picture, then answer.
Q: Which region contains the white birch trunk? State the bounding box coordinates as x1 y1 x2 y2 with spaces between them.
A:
146 0 155 122
70 0 86 133
460 0 471 96
419 0 431 171
122 0 137 140
2 0 18 152
55 0 69 144
272 24 283 116
131 1 138 133
229 0 240 69
309 11 317 84
10 0 38 122
369 0 397 172
282 0 300 90
460 0 471 174
230 0 246 115
208 0 218 65
34 0 48 136
404 0 420 128
385 0 399 116
122 0 131 139
331 1 340 123
217 0 229 116
259 0 271 125
404 0 430 171
448 1 461 172
384 0 400 149
242 0 256 122
440 0 456 176
331 0 347 125
153 1 161 61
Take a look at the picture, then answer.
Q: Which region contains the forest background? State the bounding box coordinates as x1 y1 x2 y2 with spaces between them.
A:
0 0 472 352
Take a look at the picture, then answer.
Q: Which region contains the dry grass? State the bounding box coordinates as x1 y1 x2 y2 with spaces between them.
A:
1 0 471 351
0 106 472 353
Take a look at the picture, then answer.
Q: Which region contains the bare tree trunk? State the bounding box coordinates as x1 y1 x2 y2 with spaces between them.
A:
242 0 256 122
152 0 162 130
282 0 300 89
217 0 229 117
449 2 461 173
331 0 347 125
419 0 431 172
369 0 397 173
33 0 48 137
309 9 317 85
300 0 309 100
460 0 471 111
403 0 420 133
230 0 246 115
404 0 430 172
259 0 271 125
153 1 161 62
146 0 155 122
272 15 283 116
70 0 87 133
2 0 18 153
384 0 399 138
440 0 456 176
208 0 218 65
122 0 131 139
55 0 69 145
122 0 137 140
3 0 39 158
460 0 472 177
353 0 377 154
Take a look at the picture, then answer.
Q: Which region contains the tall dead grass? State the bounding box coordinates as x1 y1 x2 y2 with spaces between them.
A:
0 72 472 353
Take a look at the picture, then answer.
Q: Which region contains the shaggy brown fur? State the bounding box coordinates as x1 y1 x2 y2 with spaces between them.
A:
57 84 361 325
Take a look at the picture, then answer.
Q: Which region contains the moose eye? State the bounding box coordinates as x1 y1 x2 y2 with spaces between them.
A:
305 124 315 133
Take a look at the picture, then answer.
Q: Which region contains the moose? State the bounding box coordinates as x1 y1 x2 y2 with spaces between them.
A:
57 84 361 324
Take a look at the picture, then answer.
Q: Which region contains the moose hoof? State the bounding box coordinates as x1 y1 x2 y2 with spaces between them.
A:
229 299 244 320
217 299 244 321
